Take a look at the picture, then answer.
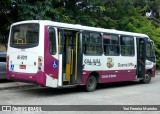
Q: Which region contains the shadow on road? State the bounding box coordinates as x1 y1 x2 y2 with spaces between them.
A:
21 81 141 96
0 79 13 83
97 81 140 90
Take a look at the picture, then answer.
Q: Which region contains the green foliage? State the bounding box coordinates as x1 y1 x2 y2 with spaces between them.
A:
0 0 17 47
18 0 53 20
0 0 160 68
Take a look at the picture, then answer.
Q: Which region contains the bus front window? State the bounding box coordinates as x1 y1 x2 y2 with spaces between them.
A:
146 41 156 62
10 23 39 48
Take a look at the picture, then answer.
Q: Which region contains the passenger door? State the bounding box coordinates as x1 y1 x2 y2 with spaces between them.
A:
58 29 82 85
137 38 147 78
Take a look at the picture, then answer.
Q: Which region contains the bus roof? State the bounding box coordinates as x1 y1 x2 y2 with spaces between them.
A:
12 20 149 38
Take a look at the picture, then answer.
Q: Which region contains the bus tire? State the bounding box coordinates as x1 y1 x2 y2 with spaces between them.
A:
85 75 97 92
140 71 152 84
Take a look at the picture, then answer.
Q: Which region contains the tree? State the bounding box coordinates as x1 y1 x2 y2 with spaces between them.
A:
0 0 160 68
0 0 18 47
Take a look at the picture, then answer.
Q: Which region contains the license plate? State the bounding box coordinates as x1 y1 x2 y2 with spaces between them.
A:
20 65 26 69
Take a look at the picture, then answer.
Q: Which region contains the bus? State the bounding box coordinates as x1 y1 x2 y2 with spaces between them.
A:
7 20 156 91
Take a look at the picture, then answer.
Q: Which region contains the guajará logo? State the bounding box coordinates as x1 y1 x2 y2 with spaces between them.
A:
107 58 114 68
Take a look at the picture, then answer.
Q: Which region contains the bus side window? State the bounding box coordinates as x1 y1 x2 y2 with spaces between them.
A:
83 32 102 55
146 42 151 57
120 36 134 56
49 27 56 55
82 33 90 54
103 34 119 56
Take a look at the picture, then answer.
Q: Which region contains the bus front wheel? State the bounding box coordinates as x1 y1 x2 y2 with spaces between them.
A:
140 71 152 84
85 75 97 92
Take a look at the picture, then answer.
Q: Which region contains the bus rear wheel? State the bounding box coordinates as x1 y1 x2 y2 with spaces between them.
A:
85 75 97 92
140 71 152 84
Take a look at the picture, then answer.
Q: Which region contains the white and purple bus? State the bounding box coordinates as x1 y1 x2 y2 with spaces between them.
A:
7 20 156 91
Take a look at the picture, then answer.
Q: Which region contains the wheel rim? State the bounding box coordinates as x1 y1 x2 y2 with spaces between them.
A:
88 79 93 88
86 75 97 91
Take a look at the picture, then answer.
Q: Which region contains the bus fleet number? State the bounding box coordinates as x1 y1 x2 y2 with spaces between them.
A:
17 55 27 60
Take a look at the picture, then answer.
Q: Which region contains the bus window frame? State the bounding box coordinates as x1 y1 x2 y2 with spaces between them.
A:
146 39 156 62
82 30 103 56
120 35 135 57
146 41 152 57
48 26 57 55
10 23 39 49
103 33 120 56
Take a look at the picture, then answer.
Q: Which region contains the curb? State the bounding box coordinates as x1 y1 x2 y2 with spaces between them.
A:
0 82 38 90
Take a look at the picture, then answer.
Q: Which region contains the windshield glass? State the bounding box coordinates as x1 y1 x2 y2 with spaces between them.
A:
10 23 39 48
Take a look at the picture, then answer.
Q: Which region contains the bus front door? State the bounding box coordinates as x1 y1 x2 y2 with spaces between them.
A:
137 38 147 78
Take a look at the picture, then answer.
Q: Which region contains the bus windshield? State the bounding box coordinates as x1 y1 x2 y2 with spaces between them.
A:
10 23 39 48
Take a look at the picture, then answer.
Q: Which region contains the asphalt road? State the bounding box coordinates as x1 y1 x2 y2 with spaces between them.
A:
0 74 160 114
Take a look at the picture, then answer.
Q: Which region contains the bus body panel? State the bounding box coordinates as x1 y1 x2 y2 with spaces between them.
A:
7 23 60 87
7 20 156 89
146 60 156 77
82 59 156 85
146 60 156 69
82 55 137 84
7 71 46 85
7 23 60 88
7 49 39 73
44 25 59 87
7 22 46 85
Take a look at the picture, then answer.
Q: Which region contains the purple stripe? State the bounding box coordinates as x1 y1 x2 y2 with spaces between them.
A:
82 69 137 84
